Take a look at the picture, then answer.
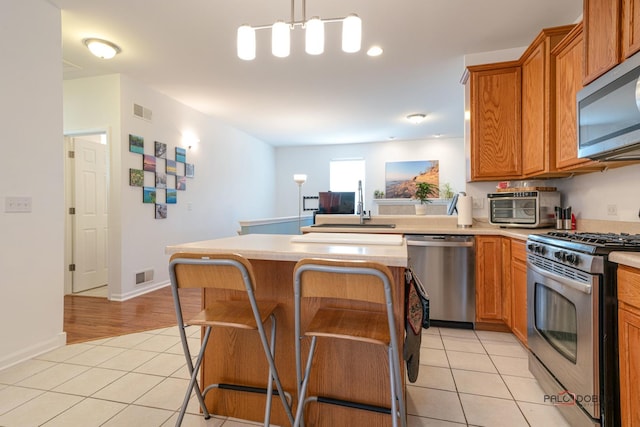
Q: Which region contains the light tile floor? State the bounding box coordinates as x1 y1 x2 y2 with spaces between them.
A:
0 326 571 426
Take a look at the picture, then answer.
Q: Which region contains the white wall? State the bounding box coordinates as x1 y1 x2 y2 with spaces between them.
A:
64 75 276 300
274 137 466 217
0 0 66 369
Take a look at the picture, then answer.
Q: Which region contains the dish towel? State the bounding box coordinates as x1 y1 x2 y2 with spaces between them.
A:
404 268 426 383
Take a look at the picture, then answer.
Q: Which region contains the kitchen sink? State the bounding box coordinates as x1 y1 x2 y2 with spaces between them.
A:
310 223 396 228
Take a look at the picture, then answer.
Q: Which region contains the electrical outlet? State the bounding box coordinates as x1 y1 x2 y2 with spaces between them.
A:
5 196 32 213
607 204 618 216
472 198 484 209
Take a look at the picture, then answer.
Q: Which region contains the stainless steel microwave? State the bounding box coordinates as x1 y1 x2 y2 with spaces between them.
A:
488 191 560 228
577 50 640 161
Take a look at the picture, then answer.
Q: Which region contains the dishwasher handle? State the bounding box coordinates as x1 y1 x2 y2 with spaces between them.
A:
406 240 474 248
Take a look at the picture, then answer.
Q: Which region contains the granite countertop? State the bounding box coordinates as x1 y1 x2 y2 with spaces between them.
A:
165 233 408 267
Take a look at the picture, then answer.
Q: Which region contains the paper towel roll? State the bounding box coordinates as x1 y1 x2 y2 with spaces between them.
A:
457 195 473 228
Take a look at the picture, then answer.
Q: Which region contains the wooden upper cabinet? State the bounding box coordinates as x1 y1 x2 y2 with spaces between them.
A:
622 0 640 58
467 62 522 181
520 25 573 177
584 0 622 84
553 23 605 171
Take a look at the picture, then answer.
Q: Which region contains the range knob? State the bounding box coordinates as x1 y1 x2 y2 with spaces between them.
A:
554 251 566 261
527 243 536 252
566 253 579 265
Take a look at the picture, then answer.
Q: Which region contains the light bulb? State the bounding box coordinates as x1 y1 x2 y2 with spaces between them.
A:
305 17 324 55
237 25 256 60
272 21 290 58
342 14 362 53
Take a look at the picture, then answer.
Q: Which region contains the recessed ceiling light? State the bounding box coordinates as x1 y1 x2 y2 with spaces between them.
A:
83 38 121 59
433 134 442 138
367 46 383 57
388 136 396 140
406 113 426 124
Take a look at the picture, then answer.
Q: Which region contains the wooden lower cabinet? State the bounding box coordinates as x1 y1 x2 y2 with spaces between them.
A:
501 237 513 328
475 236 504 327
617 265 640 426
510 240 528 345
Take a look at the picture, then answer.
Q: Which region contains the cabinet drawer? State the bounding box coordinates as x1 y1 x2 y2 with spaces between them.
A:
511 239 527 262
618 266 640 310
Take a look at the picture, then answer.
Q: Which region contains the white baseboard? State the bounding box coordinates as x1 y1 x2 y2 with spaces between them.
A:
109 280 170 302
0 332 67 372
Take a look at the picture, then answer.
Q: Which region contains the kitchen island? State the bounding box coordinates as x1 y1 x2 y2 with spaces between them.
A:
166 233 407 426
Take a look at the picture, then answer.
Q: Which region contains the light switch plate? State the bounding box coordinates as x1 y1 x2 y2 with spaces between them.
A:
5 196 32 213
472 197 484 209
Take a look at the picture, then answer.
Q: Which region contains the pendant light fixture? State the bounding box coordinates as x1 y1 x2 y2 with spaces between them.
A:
237 0 361 60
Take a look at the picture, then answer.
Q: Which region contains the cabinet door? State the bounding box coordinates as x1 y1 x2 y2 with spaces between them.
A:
476 236 503 322
584 0 621 84
522 42 547 176
501 237 512 328
622 0 640 58
555 24 594 170
511 240 528 345
468 64 522 181
618 266 640 426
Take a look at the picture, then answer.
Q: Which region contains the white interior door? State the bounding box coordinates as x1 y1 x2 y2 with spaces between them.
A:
72 137 109 292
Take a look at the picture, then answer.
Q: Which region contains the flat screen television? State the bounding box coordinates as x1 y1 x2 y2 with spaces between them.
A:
317 192 356 214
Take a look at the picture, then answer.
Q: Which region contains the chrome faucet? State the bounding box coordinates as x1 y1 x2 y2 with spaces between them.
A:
357 180 371 224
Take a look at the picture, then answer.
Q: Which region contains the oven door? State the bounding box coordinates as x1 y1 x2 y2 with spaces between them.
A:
527 258 600 419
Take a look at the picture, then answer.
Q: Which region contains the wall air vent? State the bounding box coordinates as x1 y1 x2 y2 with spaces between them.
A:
135 269 154 285
133 103 153 122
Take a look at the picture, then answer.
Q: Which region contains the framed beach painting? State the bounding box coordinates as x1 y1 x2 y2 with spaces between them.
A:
166 159 177 175
385 160 440 199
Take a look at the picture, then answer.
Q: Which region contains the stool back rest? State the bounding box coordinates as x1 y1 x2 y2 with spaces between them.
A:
293 258 393 305
169 252 256 293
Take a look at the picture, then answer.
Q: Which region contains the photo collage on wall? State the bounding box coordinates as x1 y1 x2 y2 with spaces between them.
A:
128 134 196 219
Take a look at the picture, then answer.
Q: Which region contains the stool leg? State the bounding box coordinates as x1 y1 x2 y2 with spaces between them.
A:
293 336 317 427
389 345 407 427
262 316 276 427
255 314 294 426
176 326 211 427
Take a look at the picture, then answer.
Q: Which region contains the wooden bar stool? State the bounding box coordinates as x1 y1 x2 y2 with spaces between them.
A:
168 253 294 427
293 258 407 427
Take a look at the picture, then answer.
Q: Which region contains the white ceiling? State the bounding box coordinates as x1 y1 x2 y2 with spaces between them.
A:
52 0 582 147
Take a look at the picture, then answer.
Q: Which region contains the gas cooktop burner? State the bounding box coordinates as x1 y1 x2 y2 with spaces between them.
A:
544 231 640 247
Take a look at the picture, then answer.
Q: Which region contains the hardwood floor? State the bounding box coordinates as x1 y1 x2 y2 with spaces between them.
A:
64 286 201 344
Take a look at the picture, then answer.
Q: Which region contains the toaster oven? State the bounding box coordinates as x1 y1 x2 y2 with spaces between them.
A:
488 191 560 228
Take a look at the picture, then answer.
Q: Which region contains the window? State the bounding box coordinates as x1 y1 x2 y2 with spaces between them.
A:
329 159 365 193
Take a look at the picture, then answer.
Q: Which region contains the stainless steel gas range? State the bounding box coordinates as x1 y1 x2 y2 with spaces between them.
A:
526 232 640 427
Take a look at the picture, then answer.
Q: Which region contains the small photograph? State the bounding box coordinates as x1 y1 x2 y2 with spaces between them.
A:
166 159 177 175
154 141 167 158
129 168 144 187
129 134 144 154
155 172 167 189
176 176 187 191
185 163 195 178
175 147 186 163
155 203 167 219
143 187 156 203
143 154 156 172
166 188 177 204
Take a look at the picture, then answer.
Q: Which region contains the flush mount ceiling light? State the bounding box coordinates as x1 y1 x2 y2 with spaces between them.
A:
406 113 427 124
83 38 121 59
237 0 361 60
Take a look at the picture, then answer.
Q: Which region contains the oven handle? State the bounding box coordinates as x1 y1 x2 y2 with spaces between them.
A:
527 262 593 295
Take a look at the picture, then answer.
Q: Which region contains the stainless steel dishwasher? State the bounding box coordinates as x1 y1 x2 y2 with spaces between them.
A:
406 235 475 328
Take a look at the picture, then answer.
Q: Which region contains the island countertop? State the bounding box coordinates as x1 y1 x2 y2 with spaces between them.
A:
165 233 408 267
